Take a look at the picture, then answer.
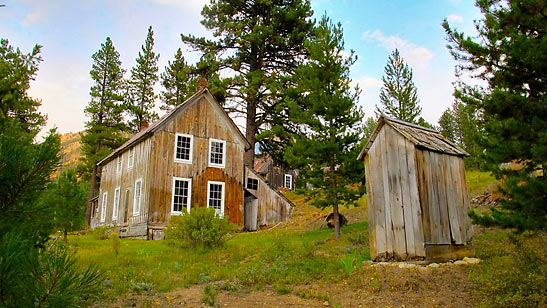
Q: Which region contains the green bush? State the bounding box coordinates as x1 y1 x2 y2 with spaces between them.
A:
165 207 236 248
90 226 113 240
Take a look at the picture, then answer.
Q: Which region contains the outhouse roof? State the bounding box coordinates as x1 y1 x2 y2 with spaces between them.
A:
357 115 469 160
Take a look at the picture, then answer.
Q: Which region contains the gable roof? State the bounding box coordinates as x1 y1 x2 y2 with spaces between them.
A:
245 166 296 208
357 115 469 161
98 88 250 166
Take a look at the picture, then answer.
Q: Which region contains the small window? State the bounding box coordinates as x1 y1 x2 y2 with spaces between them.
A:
207 181 225 217
128 148 135 169
174 133 193 163
133 179 142 216
100 192 108 222
112 187 120 221
209 139 226 168
247 178 258 190
172 177 192 214
284 174 293 189
117 156 122 174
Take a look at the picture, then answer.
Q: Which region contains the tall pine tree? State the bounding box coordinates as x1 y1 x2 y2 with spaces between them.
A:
444 0 546 230
285 16 364 239
127 26 159 132
182 0 314 166
376 49 422 123
81 37 127 223
160 48 191 111
438 108 457 142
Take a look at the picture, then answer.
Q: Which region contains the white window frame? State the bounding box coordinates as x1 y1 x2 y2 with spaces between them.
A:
207 181 225 217
171 177 192 215
116 156 122 174
133 178 142 216
100 192 108 222
284 174 293 190
174 133 193 164
112 187 120 221
127 148 135 169
208 139 226 168
247 177 259 190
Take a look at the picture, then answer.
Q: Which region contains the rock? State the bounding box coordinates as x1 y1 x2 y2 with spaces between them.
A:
376 262 390 266
454 260 467 265
363 260 373 266
323 301 330 306
463 257 480 264
398 263 417 269
428 263 440 268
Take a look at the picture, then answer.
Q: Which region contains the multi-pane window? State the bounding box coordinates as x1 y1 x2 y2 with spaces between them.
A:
133 179 142 216
174 134 193 163
209 139 226 168
113 187 120 220
172 177 191 214
284 174 293 190
100 192 108 222
247 178 258 190
128 148 135 169
207 181 225 217
117 156 122 174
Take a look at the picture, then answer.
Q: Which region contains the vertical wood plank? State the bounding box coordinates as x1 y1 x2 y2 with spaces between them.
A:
434 152 452 244
423 151 442 244
369 140 388 258
446 156 464 244
398 134 415 257
364 154 377 259
379 128 394 257
405 140 425 257
415 149 431 244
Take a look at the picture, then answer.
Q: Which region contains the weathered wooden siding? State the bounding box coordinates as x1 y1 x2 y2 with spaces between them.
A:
260 163 297 190
93 138 153 237
147 95 245 226
245 166 294 227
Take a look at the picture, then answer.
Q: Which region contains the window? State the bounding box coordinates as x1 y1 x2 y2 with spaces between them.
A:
174 133 193 163
208 139 226 168
116 156 122 174
100 192 108 222
172 177 192 214
133 179 142 216
247 178 258 190
112 187 120 221
284 174 293 189
128 148 135 169
207 181 225 217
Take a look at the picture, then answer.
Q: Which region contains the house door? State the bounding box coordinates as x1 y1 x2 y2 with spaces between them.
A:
244 195 258 231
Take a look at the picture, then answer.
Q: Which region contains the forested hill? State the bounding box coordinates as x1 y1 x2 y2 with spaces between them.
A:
55 132 83 177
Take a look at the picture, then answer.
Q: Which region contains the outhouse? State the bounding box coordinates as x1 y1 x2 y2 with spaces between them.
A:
357 115 474 262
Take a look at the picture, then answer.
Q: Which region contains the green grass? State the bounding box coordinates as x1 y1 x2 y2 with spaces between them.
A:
71 221 370 300
465 170 497 198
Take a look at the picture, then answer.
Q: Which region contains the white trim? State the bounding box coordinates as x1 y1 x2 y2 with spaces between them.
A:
174 133 193 164
208 138 226 168
207 181 225 217
284 174 293 190
116 156 122 174
171 177 192 215
127 148 134 169
133 178 142 216
112 187 120 221
100 192 108 222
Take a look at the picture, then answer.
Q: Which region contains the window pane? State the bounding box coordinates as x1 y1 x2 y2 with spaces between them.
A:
208 183 223 210
209 141 224 165
176 135 192 161
173 179 190 212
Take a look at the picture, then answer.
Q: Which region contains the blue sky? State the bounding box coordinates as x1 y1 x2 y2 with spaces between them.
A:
0 0 481 135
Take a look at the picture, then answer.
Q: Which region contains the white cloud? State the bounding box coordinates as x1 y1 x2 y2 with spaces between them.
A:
446 14 463 23
361 30 435 72
21 10 43 27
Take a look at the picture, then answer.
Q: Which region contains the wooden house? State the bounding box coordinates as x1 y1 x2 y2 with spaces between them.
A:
90 88 294 238
357 115 474 262
254 155 297 191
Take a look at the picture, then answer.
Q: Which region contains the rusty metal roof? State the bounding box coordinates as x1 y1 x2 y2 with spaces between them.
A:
357 115 469 160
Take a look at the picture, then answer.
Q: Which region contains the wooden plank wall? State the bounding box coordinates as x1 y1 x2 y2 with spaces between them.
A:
147 96 245 226
93 138 153 237
365 125 425 260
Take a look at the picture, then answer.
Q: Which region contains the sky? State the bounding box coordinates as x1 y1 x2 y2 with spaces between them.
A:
0 0 482 136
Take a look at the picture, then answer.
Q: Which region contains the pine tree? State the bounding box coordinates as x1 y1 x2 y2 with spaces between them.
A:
444 0 547 230
182 0 314 166
81 37 127 223
160 48 191 111
376 49 422 123
285 16 364 239
127 26 159 132
363 116 378 141
438 108 457 142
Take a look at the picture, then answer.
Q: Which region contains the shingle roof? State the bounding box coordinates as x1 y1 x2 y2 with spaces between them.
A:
357 115 469 160
98 88 250 166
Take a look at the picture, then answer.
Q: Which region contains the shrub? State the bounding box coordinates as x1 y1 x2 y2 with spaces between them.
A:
202 285 218 307
165 207 236 248
111 232 120 255
90 226 112 240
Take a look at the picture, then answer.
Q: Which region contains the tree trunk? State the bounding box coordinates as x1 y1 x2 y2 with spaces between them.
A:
244 104 256 168
63 229 68 244
333 203 341 239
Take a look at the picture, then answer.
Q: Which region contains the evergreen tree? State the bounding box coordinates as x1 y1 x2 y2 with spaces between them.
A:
81 37 126 223
160 48 191 111
127 26 159 132
42 170 87 243
438 108 457 142
376 49 422 123
363 116 378 141
444 0 546 230
182 0 314 166
285 16 364 239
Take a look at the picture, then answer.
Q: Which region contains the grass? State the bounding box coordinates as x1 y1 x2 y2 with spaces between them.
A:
465 170 497 198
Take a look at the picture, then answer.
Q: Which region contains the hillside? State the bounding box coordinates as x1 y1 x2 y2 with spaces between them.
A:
54 132 83 177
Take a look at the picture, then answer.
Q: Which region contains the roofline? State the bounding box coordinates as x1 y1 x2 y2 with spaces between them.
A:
245 166 296 208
